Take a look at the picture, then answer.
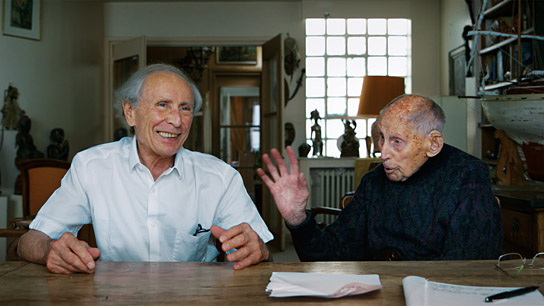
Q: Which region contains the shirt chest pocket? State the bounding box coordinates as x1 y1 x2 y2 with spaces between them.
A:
172 231 211 262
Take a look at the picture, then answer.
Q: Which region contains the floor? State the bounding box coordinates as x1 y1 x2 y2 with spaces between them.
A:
269 236 300 262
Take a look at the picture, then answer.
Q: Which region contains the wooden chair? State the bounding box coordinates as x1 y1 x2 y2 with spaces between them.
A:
0 158 95 259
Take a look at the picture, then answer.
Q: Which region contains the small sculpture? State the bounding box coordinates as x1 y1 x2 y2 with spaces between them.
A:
284 122 295 147
47 128 69 161
15 115 44 160
298 143 311 158
2 85 25 130
340 120 360 157
310 109 323 157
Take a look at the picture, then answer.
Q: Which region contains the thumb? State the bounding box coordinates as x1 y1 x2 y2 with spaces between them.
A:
88 247 101 260
210 225 226 241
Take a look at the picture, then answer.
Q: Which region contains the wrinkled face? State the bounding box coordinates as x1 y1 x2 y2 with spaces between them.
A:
378 105 430 182
123 72 194 164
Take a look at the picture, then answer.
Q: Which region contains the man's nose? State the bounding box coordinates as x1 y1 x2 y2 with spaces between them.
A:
380 141 389 161
166 109 182 127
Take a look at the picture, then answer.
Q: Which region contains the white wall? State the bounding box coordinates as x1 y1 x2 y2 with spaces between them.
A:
104 0 443 153
0 1 104 194
439 0 472 95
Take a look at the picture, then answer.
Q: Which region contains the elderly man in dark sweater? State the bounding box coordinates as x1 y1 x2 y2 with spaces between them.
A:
258 94 502 261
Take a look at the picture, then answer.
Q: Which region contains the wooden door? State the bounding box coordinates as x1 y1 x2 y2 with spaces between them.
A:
261 34 285 250
105 36 146 141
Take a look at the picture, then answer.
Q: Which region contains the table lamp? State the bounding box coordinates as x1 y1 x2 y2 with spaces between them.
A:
357 76 405 156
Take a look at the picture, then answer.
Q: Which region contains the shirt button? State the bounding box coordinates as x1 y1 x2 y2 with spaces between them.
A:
150 223 156 228
151 187 156 193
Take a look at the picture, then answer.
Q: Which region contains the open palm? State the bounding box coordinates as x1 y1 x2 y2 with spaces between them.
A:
257 146 310 226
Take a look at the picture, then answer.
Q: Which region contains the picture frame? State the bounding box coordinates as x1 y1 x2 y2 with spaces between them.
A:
216 46 258 65
2 0 41 40
448 45 466 96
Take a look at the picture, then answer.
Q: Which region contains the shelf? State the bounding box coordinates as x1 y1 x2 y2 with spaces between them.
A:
478 122 494 128
480 28 535 54
484 0 514 19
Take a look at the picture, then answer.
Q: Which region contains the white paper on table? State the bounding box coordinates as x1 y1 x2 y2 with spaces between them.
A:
403 276 544 306
265 272 382 298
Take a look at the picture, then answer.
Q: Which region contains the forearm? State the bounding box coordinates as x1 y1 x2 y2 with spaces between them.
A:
17 229 53 265
288 210 361 261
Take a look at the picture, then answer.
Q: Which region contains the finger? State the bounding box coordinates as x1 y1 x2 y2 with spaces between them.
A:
270 148 289 177
298 172 308 189
262 151 281 181
233 252 259 270
88 247 101 260
257 168 276 189
210 225 227 242
69 241 97 271
286 146 300 174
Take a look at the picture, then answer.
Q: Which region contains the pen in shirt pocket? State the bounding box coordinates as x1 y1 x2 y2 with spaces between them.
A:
193 223 210 236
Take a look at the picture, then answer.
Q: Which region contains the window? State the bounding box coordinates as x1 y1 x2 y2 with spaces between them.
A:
305 17 412 157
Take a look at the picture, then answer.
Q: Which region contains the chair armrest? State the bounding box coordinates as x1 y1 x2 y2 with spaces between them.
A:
311 206 342 216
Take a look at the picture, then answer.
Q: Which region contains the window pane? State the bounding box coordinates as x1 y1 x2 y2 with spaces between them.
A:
368 18 386 35
327 58 346 76
347 58 365 76
327 78 346 96
347 37 366 55
388 36 407 55
306 98 325 118
347 97 360 117
326 139 341 157
348 77 364 96
368 37 386 55
347 18 366 35
306 57 325 76
388 18 408 35
327 97 346 116
327 37 345 55
354 119 368 137
306 78 325 97
306 37 325 56
306 18 325 35
368 57 387 75
388 57 407 76
326 119 343 138
327 18 345 35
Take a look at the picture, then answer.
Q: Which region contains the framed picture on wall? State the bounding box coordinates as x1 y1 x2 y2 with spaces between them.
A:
2 0 41 40
216 46 258 65
448 45 466 96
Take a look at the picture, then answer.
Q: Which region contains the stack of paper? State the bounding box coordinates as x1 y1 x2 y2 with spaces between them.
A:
265 272 382 298
403 276 544 306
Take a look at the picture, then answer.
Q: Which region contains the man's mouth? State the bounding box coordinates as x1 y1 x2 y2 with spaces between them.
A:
157 131 179 138
383 165 398 173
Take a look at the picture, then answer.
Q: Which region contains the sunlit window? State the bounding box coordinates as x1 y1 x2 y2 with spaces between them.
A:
305 17 412 157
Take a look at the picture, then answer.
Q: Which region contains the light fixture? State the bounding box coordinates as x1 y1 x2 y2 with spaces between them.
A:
357 76 405 118
358 76 405 157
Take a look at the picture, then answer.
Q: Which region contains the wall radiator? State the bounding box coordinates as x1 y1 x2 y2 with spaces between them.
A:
310 168 354 225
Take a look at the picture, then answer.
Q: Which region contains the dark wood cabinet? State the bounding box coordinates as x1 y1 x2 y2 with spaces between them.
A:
495 185 544 257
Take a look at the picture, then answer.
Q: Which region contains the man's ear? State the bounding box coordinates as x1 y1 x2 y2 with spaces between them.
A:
122 102 136 127
426 130 444 157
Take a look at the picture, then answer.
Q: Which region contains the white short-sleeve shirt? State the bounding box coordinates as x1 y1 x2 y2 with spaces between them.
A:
30 137 273 262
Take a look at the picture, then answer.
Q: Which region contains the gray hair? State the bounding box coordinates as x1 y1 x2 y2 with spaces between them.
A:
115 63 202 113
381 94 446 135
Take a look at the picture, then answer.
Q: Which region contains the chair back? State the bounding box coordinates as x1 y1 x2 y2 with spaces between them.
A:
17 158 70 218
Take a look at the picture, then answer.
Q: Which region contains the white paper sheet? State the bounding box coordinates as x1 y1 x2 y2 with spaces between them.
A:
266 272 382 298
403 276 544 306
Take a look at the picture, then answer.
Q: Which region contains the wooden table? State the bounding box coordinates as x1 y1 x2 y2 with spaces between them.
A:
1 261 543 305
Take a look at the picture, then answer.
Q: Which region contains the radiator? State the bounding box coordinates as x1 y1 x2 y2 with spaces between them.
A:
310 168 354 225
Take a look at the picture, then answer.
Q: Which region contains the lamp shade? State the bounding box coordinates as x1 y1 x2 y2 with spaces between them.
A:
357 76 405 118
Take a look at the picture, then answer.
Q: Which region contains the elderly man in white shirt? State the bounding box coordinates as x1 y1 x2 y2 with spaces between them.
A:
17 64 273 274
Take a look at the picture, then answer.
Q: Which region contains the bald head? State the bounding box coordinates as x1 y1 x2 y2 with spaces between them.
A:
381 94 445 136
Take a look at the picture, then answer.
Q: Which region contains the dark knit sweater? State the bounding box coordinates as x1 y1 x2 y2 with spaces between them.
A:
288 144 503 261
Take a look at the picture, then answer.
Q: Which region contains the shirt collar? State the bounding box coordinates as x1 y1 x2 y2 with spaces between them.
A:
128 136 184 179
